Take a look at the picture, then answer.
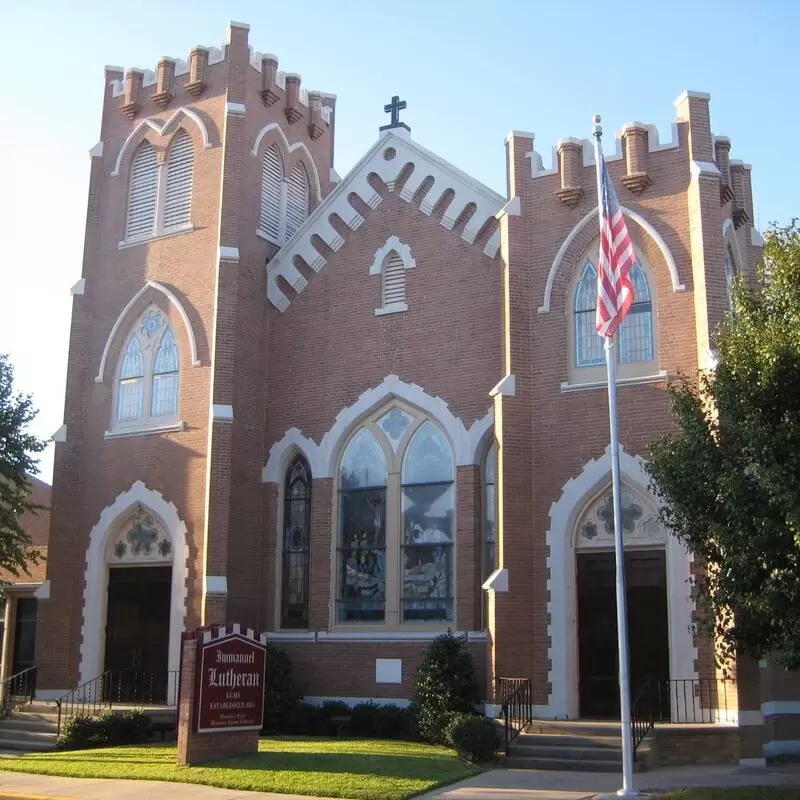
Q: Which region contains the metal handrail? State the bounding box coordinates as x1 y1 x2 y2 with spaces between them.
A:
496 677 533 754
631 680 655 763
1 666 37 717
56 671 112 738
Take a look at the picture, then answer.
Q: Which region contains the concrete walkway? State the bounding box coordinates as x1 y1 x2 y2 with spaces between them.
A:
0 763 799 800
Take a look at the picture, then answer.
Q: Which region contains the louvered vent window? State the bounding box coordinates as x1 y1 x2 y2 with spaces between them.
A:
126 143 158 240
382 252 406 307
163 133 194 230
260 145 283 243
285 163 309 241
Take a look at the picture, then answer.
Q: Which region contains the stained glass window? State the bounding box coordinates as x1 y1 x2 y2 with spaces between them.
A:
484 442 497 579
618 264 653 364
117 337 144 422
151 328 179 417
338 429 387 622
575 262 605 367
401 422 454 623
281 454 311 629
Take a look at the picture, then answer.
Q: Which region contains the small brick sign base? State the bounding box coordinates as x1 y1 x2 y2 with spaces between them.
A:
177 624 267 766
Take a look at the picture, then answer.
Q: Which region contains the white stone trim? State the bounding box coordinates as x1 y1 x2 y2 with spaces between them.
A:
104 420 186 439
225 102 246 116
545 445 696 719
723 218 745 274
674 90 711 106
539 207 684 313
330 168 341 184
95 280 201 382
489 374 516 397
267 632 316 641
764 740 800 757
204 576 228 595
368 235 416 276
317 630 485 642
118 222 195 250
506 130 535 143
111 107 211 177
211 404 234 422
229 20 250 31
79 481 189 685
71 278 86 296
262 374 494 480
374 303 408 316
89 141 104 159
762 701 800 717
34 580 51 600
560 370 669 393
482 567 508 592
52 424 67 443
266 129 504 311
218 246 240 264
35 689 70 701
690 160 722 179
496 197 521 219
250 122 322 201
739 710 764 726
739 757 767 769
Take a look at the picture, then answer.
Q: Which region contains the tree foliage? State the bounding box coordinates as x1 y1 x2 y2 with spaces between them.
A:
0 354 46 581
647 221 800 669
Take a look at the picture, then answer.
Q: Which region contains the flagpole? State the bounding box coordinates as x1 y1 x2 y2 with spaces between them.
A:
592 115 637 798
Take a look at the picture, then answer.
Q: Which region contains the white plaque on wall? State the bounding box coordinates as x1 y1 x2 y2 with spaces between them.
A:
375 658 402 684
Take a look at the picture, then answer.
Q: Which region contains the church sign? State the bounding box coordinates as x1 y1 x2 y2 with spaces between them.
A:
195 629 266 733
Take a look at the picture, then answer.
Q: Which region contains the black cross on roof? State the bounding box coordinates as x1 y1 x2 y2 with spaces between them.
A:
379 95 410 133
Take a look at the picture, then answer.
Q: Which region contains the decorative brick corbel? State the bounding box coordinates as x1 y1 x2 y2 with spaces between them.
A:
121 69 143 120
307 93 325 140
555 139 584 208
260 55 280 106
284 74 303 124
152 58 175 109
620 123 652 195
185 48 208 99
714 137 734 205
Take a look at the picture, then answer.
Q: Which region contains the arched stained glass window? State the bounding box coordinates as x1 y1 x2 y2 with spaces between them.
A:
281 454 312 629
117 337 145 422
575 262 605 367
151 328 179 417
618 264 653 364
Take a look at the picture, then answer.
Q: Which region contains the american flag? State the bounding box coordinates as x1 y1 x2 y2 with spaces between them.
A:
596 150 636 338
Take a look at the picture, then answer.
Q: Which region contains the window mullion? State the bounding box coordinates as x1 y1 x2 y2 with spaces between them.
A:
385 471 401 626
279 178 289 244
154 162 167 235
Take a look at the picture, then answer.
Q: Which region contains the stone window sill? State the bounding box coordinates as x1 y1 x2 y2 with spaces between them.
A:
118 223 194 250
374 302 408 316
105 420 186 439
561 370 669 394
256 229 281 246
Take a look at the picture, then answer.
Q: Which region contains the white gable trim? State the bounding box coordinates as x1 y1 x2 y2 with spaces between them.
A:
368 235 416 275
262 374 493 481
266 130 505 311
539 206 685 313
111 107 211 177
544 445 696 719
95 280 201 383
250 122 322 201
79 481 189 686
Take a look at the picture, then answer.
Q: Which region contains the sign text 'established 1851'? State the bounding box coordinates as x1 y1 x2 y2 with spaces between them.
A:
195 630 266 733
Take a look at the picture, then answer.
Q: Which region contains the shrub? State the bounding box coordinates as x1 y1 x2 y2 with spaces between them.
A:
448 714 499 763
262 643 303 733
350 702 414 740
58 710 151 750
439 711 473 746
285 702 324 735
409 631 480 742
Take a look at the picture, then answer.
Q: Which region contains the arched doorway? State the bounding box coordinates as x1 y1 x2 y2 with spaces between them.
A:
574 483 669 719
103 507 173 702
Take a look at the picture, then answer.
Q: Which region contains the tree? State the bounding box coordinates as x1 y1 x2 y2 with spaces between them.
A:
647 221 800 669
0 354 47 580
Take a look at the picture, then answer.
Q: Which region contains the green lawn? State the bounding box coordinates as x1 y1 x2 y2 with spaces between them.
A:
0 737 482 800
661 790 800 799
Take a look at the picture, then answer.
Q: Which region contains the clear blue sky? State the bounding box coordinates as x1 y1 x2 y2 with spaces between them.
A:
1 0 798 483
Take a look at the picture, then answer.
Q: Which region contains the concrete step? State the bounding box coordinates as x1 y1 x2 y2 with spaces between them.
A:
509 742 623 761
514 732 623 748
502 755 627 772
0 717 58 733
0 736 56 753
0 728 57 744
5 711 59 725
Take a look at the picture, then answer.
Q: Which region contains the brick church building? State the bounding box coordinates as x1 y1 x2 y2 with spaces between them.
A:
27 21 799 764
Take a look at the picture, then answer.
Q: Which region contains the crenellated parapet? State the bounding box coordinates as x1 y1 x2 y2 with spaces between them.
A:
107 22 335 139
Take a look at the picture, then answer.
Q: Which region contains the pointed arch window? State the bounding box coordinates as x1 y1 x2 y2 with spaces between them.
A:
335 407 455 627
483 442 497 580
281 454 312 629
124 133 195 245
258 146 312 246
111 307 181 435
574 260 654 368
724 245 737 309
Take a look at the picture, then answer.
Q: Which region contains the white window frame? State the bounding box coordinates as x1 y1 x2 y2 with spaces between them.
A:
257 147 312 247
106 307 184 439
369 236 416 315
331 402 456 631
119 134 195 249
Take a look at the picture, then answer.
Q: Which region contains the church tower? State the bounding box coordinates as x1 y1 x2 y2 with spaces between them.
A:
35 22 336 694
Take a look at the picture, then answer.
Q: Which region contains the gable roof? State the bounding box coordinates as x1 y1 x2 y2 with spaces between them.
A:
266 129 505 311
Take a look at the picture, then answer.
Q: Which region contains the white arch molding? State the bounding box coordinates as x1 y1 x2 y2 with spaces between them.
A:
95 281 201 383
544 445 697 719
539 206 685 313
262 374 493 482
111 107 212 177
250 122 322 202
79 481 189 686
368 235 416 275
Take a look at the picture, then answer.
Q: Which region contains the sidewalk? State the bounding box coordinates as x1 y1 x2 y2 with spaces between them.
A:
0 763 799 800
